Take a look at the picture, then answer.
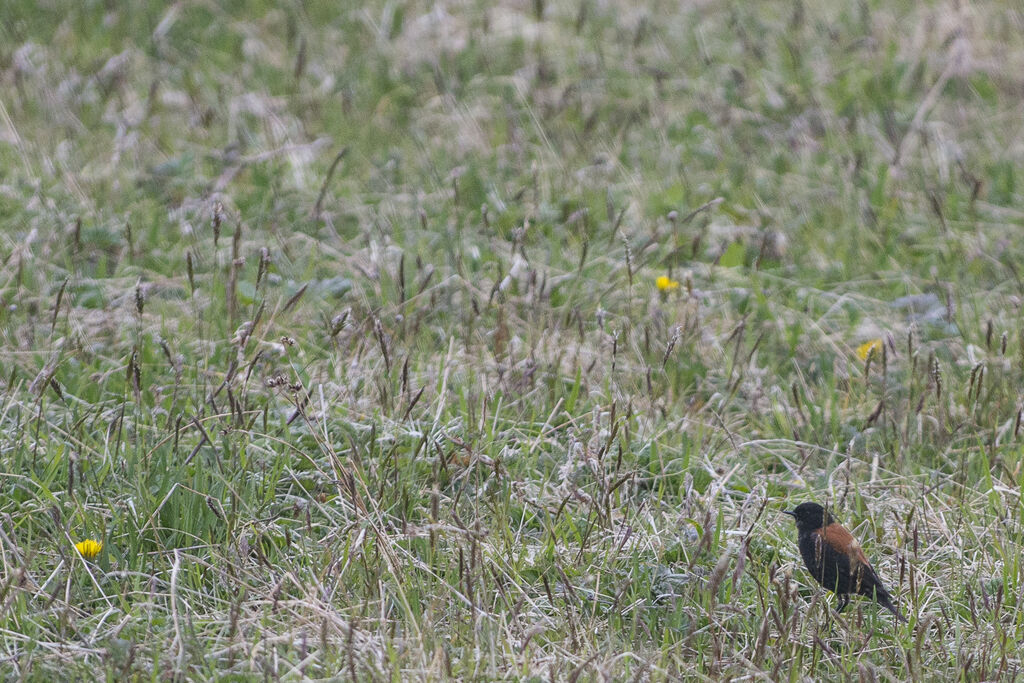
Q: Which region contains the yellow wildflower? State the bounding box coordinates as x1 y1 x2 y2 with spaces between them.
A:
75 539 103 560
656 275 680 291
856 339 883 362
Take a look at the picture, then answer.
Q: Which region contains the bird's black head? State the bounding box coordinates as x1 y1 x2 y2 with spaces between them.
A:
781 502 828 532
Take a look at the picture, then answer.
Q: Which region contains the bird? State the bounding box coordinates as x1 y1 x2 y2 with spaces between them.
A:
781 502 905 622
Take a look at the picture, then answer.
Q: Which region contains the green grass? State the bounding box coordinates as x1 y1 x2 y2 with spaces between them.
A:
2 0 1024 679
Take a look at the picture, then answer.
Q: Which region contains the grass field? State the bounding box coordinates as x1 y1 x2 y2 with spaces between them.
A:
3 0 1024 680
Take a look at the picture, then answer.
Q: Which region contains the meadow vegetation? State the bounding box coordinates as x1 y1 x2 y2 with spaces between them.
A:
2 0 1024 679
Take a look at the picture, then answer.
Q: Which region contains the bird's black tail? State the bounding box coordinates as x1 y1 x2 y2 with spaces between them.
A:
875 590 907 623
860 570 907 623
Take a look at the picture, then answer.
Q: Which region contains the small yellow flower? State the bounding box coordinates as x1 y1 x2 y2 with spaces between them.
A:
75 539 103 559
856 339 883 362
656 275 680 291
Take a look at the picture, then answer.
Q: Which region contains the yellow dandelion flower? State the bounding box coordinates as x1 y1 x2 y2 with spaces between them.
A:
75 539 103 559
656 275 680 291
856 339 883 362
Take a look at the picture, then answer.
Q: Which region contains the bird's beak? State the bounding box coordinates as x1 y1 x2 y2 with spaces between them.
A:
780 510 796 517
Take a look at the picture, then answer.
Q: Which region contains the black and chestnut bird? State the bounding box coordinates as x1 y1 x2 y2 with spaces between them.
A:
782 502 905 622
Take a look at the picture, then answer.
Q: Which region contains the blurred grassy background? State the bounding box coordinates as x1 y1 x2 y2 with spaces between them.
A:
2 0 1024 679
